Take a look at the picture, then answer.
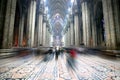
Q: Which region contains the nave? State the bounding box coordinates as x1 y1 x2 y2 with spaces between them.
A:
0 48 120 80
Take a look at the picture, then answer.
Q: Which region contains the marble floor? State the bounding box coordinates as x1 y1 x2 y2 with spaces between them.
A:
0 48 120 80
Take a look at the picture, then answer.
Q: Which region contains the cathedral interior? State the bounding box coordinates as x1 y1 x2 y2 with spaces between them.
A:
0 0 120 80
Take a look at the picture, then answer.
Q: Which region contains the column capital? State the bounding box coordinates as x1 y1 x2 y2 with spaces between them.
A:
39 3 44 14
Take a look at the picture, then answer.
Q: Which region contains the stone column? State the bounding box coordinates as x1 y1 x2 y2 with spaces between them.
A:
31 0 36 47
27 0 36 47
49 34 51 46
19 14 25 47
65 33 66 46
102 0 119 49
48 29 50 46
67 30 70 46
81 1 91 47
2 0 17 48
65 32 67 46
37 14 43 46
69 27 71 46
113 0 120 49
67 28 70 46
49 33 51 46
74 13 80 46
42 22 46 46
68 27 71 46
64 34 66 46
67 31 69 46
66 31 68 46
79 19 83 45
48 30 51 46
33 27 37 47
0 0 6 31
90 2 97 47
70 21 74 45
0 0 7 48
47 31 50 46
47 30 50 46
27 1 31 47
46 29 48 45
65 32 68 46
46 27 49 45
91 15 97 47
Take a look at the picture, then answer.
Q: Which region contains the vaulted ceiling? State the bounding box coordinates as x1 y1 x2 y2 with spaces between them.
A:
45 0 74 38
18 0 74 39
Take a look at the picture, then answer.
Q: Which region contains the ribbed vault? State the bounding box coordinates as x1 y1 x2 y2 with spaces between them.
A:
46 0 72 38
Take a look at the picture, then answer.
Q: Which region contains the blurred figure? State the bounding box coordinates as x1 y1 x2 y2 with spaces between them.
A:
42 48 54 62
52 47 56 55
55 47 60 60
70 49 77 58
59 47 65 57
66 49 77 71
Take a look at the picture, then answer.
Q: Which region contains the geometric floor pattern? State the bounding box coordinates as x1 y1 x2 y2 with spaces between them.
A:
0 49 120 80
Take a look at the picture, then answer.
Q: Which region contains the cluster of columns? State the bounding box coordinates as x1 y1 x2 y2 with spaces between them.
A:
2 0 17 48
1 0 51 48
81 1 91 47
64 26 70 46
64 0 120 49
102 0 120 49
42 21 51 46
25 0 51 47
83 0 119 49
46 27 51 46
64 19 75 46
64 4 82 47
36 1 52 47
81 0 120 49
